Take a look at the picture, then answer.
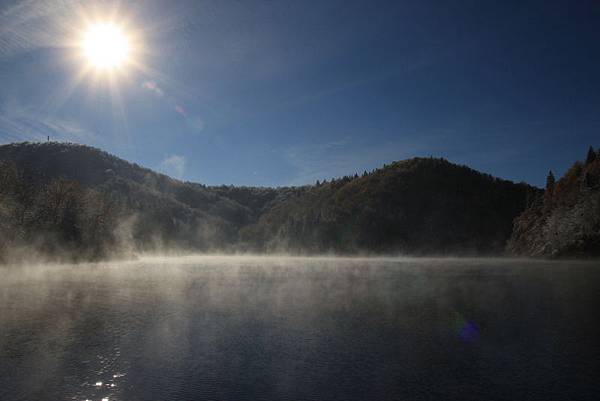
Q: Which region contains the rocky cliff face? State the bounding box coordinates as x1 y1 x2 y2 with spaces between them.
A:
508 149 600 258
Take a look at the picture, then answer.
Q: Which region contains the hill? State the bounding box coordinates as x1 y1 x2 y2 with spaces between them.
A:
239 158 538 254
0 142 249 261
0 141 538 261
507 147 600 258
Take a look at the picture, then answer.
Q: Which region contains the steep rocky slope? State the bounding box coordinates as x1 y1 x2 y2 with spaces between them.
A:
508 147 600 258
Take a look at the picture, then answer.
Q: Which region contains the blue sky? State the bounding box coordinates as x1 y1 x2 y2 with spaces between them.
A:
0 0 598 187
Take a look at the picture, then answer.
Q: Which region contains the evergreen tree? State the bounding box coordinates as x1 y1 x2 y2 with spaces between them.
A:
586 145 597 164
544 170 556 208
546 170 555 193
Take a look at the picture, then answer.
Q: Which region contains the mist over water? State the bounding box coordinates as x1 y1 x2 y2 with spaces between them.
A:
1 256 599 401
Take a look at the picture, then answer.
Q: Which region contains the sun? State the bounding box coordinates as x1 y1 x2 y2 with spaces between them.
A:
82 23 130 70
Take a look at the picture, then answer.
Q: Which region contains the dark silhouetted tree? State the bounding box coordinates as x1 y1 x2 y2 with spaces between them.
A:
586 145 597 165
544 170 555 207
546 170 555 192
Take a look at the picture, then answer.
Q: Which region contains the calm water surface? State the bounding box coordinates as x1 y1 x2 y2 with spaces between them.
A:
1 256 599 401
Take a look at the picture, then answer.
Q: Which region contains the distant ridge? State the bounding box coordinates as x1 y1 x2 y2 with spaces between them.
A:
0 141 538 261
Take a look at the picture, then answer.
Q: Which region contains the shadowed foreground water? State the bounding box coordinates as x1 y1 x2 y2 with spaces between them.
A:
1 256 599 401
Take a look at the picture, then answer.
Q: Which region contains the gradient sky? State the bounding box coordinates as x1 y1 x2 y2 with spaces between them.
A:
0 0 598 187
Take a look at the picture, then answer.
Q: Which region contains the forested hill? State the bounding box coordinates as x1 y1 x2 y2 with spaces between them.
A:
239 158 538 254
508 147 600 258
0 142 279 260
0 142 538 261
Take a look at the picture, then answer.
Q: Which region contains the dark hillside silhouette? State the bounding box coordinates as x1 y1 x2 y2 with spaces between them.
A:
1 142 540 261
240 158 538 254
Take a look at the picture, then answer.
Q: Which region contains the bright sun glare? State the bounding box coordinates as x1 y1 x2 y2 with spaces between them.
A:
82 23 130 70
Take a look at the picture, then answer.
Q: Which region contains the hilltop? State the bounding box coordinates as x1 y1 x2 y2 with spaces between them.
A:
240 157 538 254
0 141 538 261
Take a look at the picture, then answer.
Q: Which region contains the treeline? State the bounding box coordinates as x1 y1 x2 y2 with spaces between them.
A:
314 163 403 188
508 146 600 257
0 142 250 256
240 157 538 254
0 161 123 262
0 142 545 261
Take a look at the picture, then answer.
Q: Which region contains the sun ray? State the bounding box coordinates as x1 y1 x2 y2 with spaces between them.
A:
44 65 94 114
43 2 184 143
108 72 132 143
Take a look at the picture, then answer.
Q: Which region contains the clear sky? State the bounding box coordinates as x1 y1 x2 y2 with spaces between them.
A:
0 0 598 187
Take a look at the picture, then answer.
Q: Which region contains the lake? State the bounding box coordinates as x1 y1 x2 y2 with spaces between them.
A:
1 256 599 401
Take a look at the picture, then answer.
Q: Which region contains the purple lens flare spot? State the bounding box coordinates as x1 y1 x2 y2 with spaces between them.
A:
459 320 480 343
